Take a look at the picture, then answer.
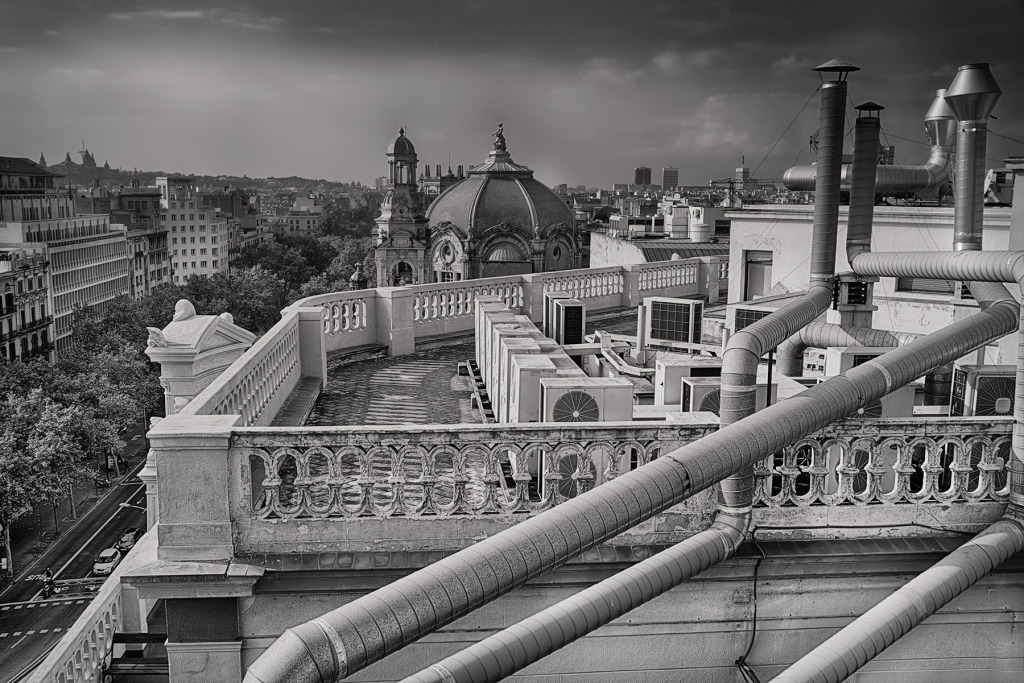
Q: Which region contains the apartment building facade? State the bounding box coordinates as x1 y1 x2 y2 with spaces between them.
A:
157 176 230 283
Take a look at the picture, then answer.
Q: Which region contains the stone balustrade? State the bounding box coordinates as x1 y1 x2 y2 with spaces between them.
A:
224 417 1012 554
26 529 154 683
290 257 708 355
181 309 305 427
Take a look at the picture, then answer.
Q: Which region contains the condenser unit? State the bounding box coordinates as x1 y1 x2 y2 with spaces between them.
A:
552 299 586 346
644 297 704 346
654 356 723 405
539 377 633 423
949 364 1016 417
843 384 916 418
542 290 571 338
731 304 774 332
680 377 777 416
823 346 893 377
508 354 558 423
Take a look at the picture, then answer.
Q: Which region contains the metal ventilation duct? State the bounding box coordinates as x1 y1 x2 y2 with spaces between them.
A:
783 89 953 195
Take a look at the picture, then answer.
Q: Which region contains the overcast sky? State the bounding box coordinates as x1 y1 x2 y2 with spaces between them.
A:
1 1 1021 187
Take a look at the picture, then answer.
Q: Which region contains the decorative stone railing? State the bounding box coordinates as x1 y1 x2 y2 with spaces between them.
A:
179 309 304 427
755 416 1010 506
290 257 715 356
224 417 1011 554
636 259 699 292
26 529 154 683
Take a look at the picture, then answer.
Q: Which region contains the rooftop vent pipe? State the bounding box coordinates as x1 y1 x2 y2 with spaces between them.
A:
775 62 1023 683
782 89 954 196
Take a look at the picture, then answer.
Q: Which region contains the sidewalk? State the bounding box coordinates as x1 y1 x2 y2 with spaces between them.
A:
2 423 149 584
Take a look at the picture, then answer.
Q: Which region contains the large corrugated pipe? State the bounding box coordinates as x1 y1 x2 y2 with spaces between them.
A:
781 146 950 195
776 322 919 376
845 109 881 261
399 72 854 682
242 278 1018 683
808 79 847 286
400 510 749 683
771 515 1024 683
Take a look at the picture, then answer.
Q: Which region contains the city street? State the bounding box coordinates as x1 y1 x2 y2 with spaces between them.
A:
0 458 148 682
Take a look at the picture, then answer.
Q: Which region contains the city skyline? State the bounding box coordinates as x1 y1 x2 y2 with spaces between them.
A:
0 0 1021 187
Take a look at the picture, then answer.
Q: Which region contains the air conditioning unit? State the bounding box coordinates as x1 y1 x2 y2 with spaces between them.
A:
823 346 893 377
539 377 633 423
841 384 915 418
552 299 586 346
542 290 571 338
654 356 723 405
508 354 558 423
680 377 777 415
644 297 703 346
730 304 774 333
949 364 1016 417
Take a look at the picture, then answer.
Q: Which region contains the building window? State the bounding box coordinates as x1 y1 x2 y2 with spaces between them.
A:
212 260 218 267
201 261 207 267
743 250 773 300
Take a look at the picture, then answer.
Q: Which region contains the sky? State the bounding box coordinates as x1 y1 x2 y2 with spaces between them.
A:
0 1 1022 188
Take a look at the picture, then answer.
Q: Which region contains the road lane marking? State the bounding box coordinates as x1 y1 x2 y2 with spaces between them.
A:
55 481 146 579
53 627 61 632
1 606 7 610
39 629 48 634
13 605 21 609
26 630 35 635
0 633 7 638
12 631 21 636
1 458 148 596
11 634 27 648
26 603 35 608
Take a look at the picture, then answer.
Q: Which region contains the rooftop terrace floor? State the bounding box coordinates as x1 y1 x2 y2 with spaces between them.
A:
307 341 480 426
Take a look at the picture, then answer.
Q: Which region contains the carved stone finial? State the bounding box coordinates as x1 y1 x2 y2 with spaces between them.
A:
172 299 197 321
219 312 235 324
146 327 167 347
493 122 507 152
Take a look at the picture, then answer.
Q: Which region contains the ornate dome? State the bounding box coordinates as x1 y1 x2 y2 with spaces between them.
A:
387 127 416 155
425 126 573 242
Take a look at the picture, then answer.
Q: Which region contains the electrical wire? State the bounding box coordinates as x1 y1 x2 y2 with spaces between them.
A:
991 130 1024 147
750 85 821 178
736 529 766 683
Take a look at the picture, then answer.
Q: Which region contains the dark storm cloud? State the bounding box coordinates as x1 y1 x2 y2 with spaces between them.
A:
0 0 1019 186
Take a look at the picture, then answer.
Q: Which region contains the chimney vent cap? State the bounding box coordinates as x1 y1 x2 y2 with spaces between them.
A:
944 62 1001 121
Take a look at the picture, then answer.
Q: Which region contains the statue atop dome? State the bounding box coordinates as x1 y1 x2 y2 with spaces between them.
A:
493 122 507 152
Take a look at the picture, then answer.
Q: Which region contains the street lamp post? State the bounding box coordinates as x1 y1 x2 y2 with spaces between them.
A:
118 502 147 512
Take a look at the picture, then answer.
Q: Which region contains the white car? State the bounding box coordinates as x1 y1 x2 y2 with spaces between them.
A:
92 548 122 576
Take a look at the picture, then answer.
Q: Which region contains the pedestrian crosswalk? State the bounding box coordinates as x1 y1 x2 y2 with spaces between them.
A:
0 627 61 638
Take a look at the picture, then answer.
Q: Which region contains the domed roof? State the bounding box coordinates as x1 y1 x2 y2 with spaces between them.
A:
387 127 416 155
426 126 572 240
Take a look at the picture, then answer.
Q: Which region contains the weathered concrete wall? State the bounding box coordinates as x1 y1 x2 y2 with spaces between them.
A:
590 232 646 268
726 205 1012 339
236 547 1024 682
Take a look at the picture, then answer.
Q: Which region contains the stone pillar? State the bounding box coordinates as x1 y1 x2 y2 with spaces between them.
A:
621 265 642 309
145 300 256 416
294 306 327 386
374 287 416 356
519 273 545 323
702 256 721 305
148 414 240 562
139 418 161 530
164 598 243 683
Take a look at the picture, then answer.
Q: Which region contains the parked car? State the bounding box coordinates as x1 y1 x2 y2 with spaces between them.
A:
92 548 122 576
115 527 143 551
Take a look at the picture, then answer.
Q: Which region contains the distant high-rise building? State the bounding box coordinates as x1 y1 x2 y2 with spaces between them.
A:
634 166 652 186
662 167 678 190
157 176 231 284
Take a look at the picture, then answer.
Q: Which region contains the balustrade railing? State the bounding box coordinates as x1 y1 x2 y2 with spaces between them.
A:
233 422 717 521
754 416 1011 507
184 310 302 427
533 266 625 304
233 418 1011 531
636 259 699 292
411 277 523 327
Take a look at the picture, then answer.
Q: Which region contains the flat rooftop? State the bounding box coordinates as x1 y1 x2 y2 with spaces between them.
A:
306 310 642 427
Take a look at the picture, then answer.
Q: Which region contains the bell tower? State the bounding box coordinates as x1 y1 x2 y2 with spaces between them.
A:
375 127 430 286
